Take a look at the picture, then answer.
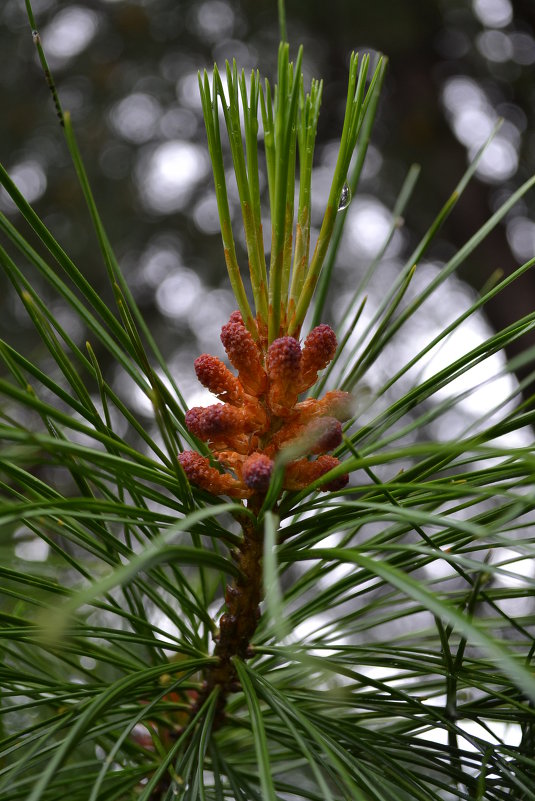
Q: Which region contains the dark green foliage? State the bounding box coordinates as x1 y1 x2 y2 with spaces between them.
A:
1 3 535 799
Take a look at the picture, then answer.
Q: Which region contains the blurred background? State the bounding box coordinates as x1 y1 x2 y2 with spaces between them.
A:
0 0 534 424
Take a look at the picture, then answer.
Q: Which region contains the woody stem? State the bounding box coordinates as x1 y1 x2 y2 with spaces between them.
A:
199 496 265 723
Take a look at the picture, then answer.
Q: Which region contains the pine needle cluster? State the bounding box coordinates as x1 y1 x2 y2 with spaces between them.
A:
1 2 535 800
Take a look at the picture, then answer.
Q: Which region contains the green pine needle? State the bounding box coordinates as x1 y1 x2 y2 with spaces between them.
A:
1 3 535 799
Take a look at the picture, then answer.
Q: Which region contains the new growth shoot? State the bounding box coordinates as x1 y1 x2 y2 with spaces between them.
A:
198 44 387 345
185 45 386 508
175 41 387 724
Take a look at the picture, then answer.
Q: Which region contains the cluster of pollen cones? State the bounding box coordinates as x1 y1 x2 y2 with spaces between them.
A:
178 312 352 499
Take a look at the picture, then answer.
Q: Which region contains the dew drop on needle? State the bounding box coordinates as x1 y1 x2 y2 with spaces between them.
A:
338 181 352 211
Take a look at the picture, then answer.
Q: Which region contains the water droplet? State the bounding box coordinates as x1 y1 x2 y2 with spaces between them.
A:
337 182 352 211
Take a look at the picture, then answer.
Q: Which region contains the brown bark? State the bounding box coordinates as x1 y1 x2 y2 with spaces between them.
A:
197 497 266 725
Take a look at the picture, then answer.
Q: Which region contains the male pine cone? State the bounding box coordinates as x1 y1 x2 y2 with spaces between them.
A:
178 312 352 499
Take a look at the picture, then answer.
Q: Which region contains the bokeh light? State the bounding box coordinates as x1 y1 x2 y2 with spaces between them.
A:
0 159 47 210
41 6 99 64
472 0 513 29
136 140 209 214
